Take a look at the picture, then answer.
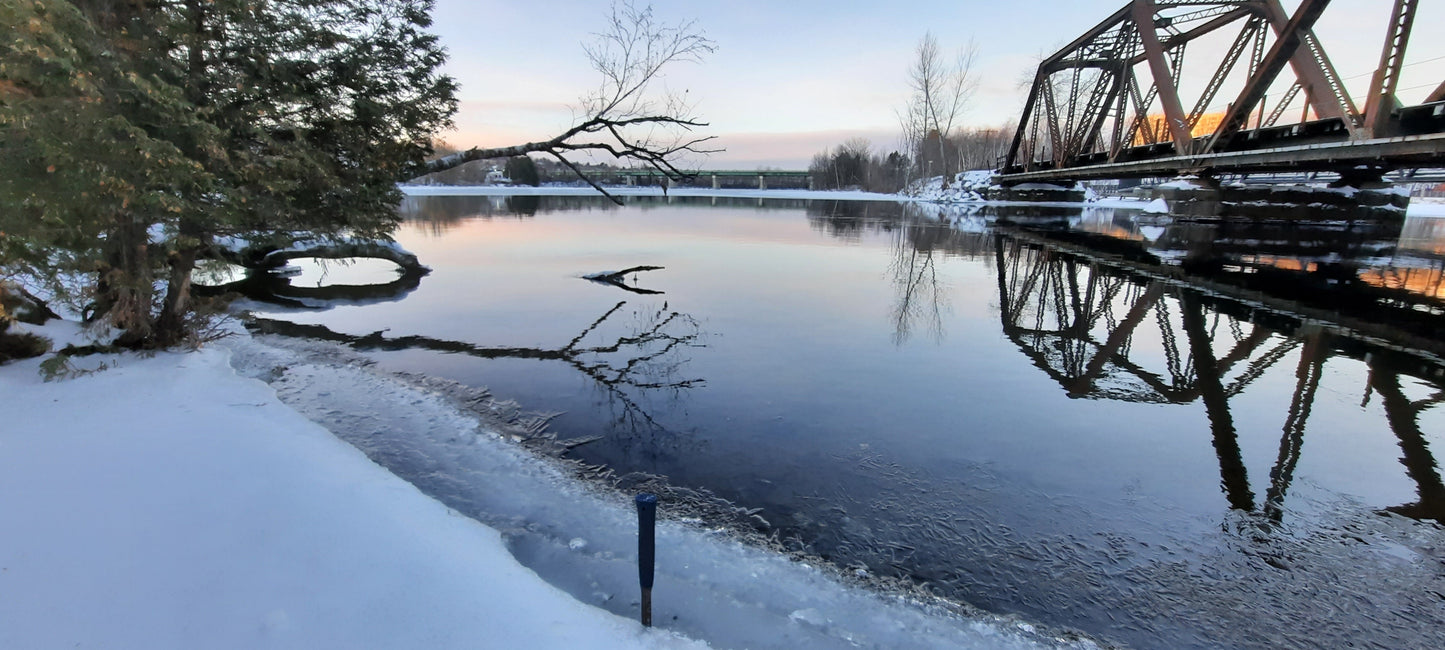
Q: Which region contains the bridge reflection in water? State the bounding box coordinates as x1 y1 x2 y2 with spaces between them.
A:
989 213 1445 524
242 194 1445 647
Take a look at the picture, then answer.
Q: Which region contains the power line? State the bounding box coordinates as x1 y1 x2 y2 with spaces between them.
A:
1341 54 1445 81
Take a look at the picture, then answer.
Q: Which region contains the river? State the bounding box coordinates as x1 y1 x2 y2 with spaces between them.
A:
237 193 1445 649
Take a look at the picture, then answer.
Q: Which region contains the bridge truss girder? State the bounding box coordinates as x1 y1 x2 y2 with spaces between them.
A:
1004 0 1432 175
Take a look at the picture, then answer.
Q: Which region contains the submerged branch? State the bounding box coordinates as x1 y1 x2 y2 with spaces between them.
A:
584 265 666 294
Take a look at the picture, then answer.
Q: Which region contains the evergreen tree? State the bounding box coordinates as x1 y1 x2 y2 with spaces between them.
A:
1 0 456 346
505 156 540 186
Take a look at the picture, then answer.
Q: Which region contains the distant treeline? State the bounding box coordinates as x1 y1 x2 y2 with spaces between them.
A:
808 124 1015 193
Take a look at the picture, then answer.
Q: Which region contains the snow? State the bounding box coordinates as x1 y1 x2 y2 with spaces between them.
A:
2 321 1085 650
403 176 1445 219
401 184 903 202
1 322 705 650
1141 198 1171 214
1155 177 1215 190
902 170 994 203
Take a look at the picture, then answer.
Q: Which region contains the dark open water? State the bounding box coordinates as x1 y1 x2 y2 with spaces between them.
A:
242 194 1445 649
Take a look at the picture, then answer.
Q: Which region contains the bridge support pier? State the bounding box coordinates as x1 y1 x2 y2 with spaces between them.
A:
712 174 719 189
987 181 1085 203
1149 174 1409 220
626 175 635 187
758 175 767 190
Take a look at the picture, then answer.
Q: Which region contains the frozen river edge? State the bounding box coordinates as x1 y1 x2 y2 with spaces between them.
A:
223 330 1096 649
1 320 1096 650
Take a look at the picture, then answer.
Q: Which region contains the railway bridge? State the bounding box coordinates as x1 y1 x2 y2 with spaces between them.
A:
996 0 1445 213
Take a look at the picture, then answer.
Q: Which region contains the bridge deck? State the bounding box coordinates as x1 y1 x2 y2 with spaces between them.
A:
999 132 1445 184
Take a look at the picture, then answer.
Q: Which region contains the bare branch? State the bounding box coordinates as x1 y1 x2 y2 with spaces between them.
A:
418 2 719 192
901 33 978 185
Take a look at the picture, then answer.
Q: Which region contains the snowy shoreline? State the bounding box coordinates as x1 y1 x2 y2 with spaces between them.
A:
399 183 1445 218
1 320 706 650
2 320 1089 649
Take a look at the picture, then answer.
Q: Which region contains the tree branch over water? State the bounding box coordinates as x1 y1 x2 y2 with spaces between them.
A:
417 2 718 203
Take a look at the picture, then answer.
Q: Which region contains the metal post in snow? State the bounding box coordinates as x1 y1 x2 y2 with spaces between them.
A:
635 493 658 627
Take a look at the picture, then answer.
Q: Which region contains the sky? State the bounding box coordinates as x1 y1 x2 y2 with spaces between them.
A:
429 1 1445 170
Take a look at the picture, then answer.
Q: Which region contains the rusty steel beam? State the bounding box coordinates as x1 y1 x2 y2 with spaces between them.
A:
997 132 1445 183
1429 80 1445 105
1363 0 1420 138
1204 0 1331 154
1005 72 1048 170
1082 64 1132 156
1044 81 1065 165
1259 0 1357 131
1108 68 1135 157
1189 17 1264 128
1264 81 1303 127
1133 0 1196 154
1042 6 1134 69
1141 6 1257 63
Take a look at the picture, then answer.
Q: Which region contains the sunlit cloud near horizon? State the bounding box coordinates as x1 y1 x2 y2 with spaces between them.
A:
431 0 1445 170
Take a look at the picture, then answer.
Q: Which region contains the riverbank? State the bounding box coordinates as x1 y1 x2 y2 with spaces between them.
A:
2 318 1085 649
0 320 707 650
399 182 1445 218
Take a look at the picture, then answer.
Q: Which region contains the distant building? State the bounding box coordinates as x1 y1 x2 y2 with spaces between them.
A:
1131 112 1227 146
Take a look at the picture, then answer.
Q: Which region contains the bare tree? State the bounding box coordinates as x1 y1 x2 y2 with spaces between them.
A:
419 2 718 202
902 33 977 187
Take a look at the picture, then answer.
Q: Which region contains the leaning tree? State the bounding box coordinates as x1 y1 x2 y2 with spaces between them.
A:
0 0 715 349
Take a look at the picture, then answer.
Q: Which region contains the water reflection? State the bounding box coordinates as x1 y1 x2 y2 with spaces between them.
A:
251 194 1445 648
991 222 1445 523
199 264 427 310
807 201 995 344
249 299 705 452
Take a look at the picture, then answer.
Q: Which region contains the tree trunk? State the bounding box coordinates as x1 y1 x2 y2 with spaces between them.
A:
154 243 199 347
97 215 156 347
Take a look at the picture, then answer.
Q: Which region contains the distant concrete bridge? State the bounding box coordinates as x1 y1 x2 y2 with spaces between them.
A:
610 169 813 190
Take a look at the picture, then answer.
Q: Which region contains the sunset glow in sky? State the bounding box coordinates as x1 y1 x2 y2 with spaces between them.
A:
430 1 1445 170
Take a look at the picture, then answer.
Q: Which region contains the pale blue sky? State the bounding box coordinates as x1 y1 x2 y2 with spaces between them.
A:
431 1 1445 169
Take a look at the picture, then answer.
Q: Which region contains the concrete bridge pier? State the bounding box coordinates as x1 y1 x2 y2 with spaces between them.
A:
987 180 1085 203
711 174 719 189
808 176 815 191
1151 171 1409 220
625 175 635 187
758 175 767 190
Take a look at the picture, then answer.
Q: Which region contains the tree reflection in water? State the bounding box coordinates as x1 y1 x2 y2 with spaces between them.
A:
248 298 706 448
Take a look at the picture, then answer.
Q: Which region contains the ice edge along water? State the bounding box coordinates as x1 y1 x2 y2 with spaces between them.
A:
1 320 1091 650
0 321 705 650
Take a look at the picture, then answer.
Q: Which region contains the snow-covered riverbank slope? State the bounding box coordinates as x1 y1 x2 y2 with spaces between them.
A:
400 182 1445 218
0 322 703 650
2 321 1088 649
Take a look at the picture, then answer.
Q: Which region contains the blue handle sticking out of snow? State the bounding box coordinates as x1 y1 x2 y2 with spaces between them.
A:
636 493 658 626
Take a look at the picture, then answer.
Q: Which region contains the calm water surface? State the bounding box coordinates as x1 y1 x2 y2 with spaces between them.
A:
249 195 1445 649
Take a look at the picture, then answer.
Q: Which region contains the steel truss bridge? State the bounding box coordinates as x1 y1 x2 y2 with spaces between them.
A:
999 0 1445 184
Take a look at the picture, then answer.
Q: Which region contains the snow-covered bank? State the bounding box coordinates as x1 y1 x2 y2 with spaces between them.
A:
0 322 704 650
401 178 1445 218
2 321 1088 649
401 184 903 202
